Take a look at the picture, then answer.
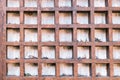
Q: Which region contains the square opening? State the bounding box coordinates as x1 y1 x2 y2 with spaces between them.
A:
59 0 72 7
94 0 107 7
77 12 90 24
59 12 72 24
42 46 55 59
41 0 54 8
59 29 72 42
95 46 108 59
77 29 90 42
112 12 120 24
24 12 37 24
41 28 55 42
95 29 107 42
112 0 120 7
77 46 90 59
24 0 37 7
24 63 38 76
42 63 56 76
60 63 73 76
113 29 120 41
24 46 38 59
7 63 20 76
7 0 20 7
113 46 120 59
76 0 89 7
7 12 20 24
7 28 20 42
113 64 120 77
24 28 37 42
41 12 55 25
78 63 91 77
7 46 20 59
59 46 73 59
96 64 109 77
94 12 107 24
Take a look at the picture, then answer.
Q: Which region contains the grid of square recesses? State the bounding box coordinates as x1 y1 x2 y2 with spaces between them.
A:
4 0 120 80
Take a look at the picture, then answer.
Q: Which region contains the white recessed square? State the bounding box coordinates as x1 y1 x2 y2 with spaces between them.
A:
112 0 120 7
59 0 72 7
41 29 55 42
24 29 37 42
94 0 106 7
7 0 20 7
95 47 107 59
60 63 73 76
96 64 108 77
41 0 54 8
25 63 38 76
7 63 20 76
77 12 89 24
113 29 120 41
24 0 37 7
113 46 120 59
112 12 120 24
25 46 38 59
78 64 91 77
42 63 56 76
7 28 20 42
7 46 20 59
59 12 72 24
24 12 37 24
94 13 106 24
95 29 107 42
59 29 72 42
113 64 120 77
59 46 73 59
42 46 55 59
7 12 20 24
77 47 90 59
76 0 89 7
77 29 90 42
41 12 55 25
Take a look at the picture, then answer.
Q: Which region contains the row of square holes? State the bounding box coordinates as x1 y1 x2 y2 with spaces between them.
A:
7 45 120 60
7 63 120 77
7 28 120 42
7 11 120 24
7 0 120 8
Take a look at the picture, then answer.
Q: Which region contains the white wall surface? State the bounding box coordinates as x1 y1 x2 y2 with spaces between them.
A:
7 12 20 24
7 46 20 59
25 29 37 42
96 64 107 77
41 0 54 8
42 63 55 76
60 46 73 59
76 0 88 7
24 12 37 24
42 46 55 59
7 63 20 76
7 29 20 42
77 47 90 59
77 29 89 42
7 0 20 7
59 29 72 42
59 0 71 7
78 64 90 77
95 47 107 59
24 0 37 7
59 12 72 24
60 63 73 76
41 29 55 42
